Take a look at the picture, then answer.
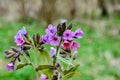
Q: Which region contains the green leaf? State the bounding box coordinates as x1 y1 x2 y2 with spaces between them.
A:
61 72 80 80
36 65 53 71
42 69 53 80
39 50 51 65
16 63 31 70
57 55 74 67
64 64 80 75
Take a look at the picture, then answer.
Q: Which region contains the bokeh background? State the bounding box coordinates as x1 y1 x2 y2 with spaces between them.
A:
0 0 120 80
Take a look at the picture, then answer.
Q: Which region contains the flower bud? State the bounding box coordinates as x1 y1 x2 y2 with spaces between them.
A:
5 53 14 59
14 52 20 58
32 34 37 46
36 33 41 44
67 23 72 30
21 45 31 50
11 47 19 53
4 50 14 55
57 23 66 36
57 24 63 36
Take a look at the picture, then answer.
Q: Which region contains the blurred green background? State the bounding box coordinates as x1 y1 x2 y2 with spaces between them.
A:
0 0 120 80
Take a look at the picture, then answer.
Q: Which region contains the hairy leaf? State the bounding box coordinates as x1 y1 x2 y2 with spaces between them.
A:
16 63 31 70
39 50 51 65
57 55 74 67
61 72 80 80
42 69 53 80
64 64 80 75
36 65 53 71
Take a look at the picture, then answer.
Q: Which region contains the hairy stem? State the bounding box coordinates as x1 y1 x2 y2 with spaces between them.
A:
67 53 74 70
53 37 62 66
35 71 39 80
52 37 62 80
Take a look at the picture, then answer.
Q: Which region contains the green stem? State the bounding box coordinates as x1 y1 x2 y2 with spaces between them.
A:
52 37 62 80
53 37 62 66
66 53 74 70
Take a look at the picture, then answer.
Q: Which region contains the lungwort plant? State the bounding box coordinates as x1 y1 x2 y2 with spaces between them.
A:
5 22 83 80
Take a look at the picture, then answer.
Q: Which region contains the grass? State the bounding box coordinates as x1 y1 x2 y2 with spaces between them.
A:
0 17 120 80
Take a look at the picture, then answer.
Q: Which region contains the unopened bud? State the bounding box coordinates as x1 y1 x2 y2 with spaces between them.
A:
67 23 72 30
32 34 37 46
4 50 14 55
11 47 19 53
5 53 14 59
21 45 31 50
36 33 40 44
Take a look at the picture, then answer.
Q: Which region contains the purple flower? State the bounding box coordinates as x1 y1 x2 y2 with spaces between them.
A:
40 74 48 80
46 24 57 35
14 33 25 46
49 35 60 46
50 47 56 56
41 35 50 44
18 27 27 35
74 28 83 38
70 41 80 51
6 62 14 71
63 30 74 40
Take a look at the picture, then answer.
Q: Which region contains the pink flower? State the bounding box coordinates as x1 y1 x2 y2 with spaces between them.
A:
14 33 25 46
63 30 74 41
62 40 71 50
49 35 61 46
40 74 48 80
70 41 80 51
74 28 83 38
46 24 57 35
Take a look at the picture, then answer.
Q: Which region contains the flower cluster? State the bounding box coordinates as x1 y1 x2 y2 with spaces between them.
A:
42 23 83 58
42 24 60 46
5 22 83 80
62 28 83 51
14 27 27 46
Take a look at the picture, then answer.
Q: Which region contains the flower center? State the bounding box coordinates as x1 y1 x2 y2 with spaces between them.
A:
53 37 57 41
75 33 78 35
66 33 69 36
50 29 54 33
